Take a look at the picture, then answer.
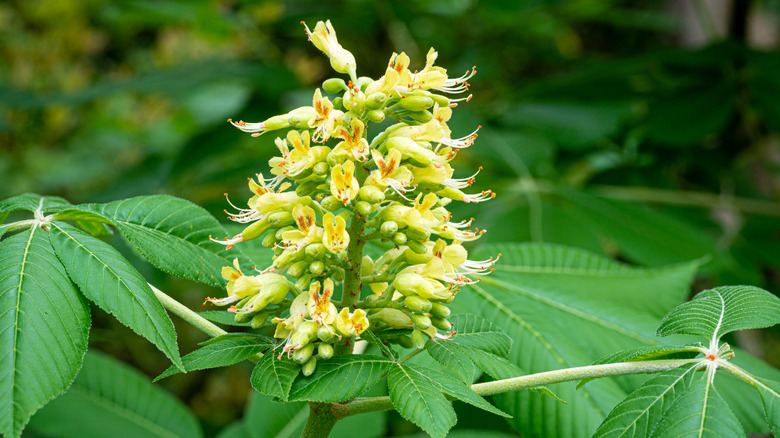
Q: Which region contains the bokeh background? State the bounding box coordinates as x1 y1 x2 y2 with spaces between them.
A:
3 0 780 436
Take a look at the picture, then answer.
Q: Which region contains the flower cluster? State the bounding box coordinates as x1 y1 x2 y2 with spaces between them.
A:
208 19 498 375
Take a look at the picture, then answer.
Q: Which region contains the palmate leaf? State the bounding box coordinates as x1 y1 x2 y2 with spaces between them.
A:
49 222 183 371
447 313 512 357
754 377 780 436
449 243 700 438
287 355 393 402
251 352 300 401
0 193 71 214
28 352 202 438
74 195 248 287
656 285 780 345
0 229 90 438
388 362 457 438
156 333 273 381
421 366 511 418
426 340 479 383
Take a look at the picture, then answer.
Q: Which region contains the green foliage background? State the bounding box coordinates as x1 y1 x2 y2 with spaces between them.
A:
2 0 779 436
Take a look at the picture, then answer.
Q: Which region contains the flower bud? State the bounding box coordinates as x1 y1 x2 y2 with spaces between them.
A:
267 211 294 227
392 232 407 246
309 261 325 276
275 226 294 240
288 260 309 278
380 221 398 236
293 343 315 364
291 321 319 347
431 317 451 331
343 89 366 112
321 195 342 212
405 227 430 241
398 95 434 111
411 329 426 349
323 78 348 94
355 201 372 216
313 161 330 175
406 110 433 123
358 185 385 204
407 240 428 255
357 76 373 91
304 243 327 259
430 94 450 107
318 326 335 343
332 97 344 110
429 302 451 318
234 308 256 323
412 314 432 330
262 232 278 248
318 343 334 359
404 295 433 314
397 335 414 349
241 219 271 241
365 92 387 109
366 109 385 123
360 256 374 277
367 308 413 330
302 357 318 377
251 313 269 329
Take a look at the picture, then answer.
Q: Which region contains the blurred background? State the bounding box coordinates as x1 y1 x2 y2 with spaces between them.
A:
2 0 780 436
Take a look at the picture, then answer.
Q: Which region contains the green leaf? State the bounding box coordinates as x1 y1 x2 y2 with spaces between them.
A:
450 242 699 438
448 313 512 357
426 340 478 383
0 229 90 438
593 364 700 437
75 195 246 287
156 333 273 381
361 329 397 360
420 365 511 418
0 193 71 214
49 222 183 371
28 351 202 438
656 285 780 344
388 362 456 438
287 355 393 403
754 377 780 436
650 370 743 437
251 351 300 401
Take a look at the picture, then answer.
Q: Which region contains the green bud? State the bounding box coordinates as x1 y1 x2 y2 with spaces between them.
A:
313 161 330 175
411 329 426 349
323 78 348 94
405 227 430 241
366 109 385 124
392 232 407 246
355 201 372 216
296 181 319 197
318 326 335 343
262 232 278 248
399 95 434 111
412 314 432 330
309 261 325 276
241 219 270 241
357 76 373 91
380 221 398 236
267 211 294 227
365 92 387 109
234 309 256 323
288 260 308 278
404 295 433 314
251 313 269 329
430 302 451 319
332 97 344 110
305 243 328 259
397 335 414 349
318 343 334 360
296 274 312 291
321 196 342 212
331 269 344 282
431 317 451 331
291 321 318 347
293 343 315 364
276 226 294 240
358 185 385 204
302 357 317 377
431 94 450 107
406 110 433 123
407 240 428 254
360 256 374 277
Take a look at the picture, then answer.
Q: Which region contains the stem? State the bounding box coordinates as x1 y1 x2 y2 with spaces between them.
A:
589 185 780 217
301 402 338 438
151 284 227 338
331 359 699 419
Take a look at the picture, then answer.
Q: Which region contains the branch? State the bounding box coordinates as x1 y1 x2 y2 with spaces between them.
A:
331 358 700 419
150 284 227 338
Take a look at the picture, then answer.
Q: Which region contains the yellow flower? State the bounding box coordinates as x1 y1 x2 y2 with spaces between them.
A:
309 88 344 143
333 118 369 161
281 204 321 250
365 149 413 197
330 160 359 204
335 308 369 337
323 212 349 253
308 279 338 326
302 20 357 79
